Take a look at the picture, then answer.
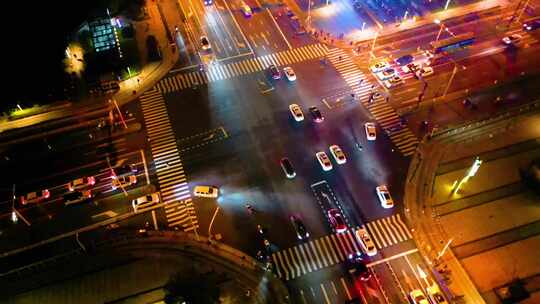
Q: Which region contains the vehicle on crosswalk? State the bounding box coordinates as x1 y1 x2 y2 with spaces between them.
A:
355 228 377 256
280 157 296 179
402 62 420 74
364 122 376 141
67 176 96 191
376 68 396 80
289 103 304 122
383 75 404 88
64 190 92 206
193 185 219 198
132 192 160 212
283 67 296 81
290 215 309 240
200 36 211 51
370 60 389 73
269 64 281 79
427 284 448 304
309 106 324 123
316 151 333 171
376 185 394 209
410 289 430 304
20 189 50 205
328 208 347 233
415 66 434 78
111 175 137 191
329 145 346 164
347 252 372 281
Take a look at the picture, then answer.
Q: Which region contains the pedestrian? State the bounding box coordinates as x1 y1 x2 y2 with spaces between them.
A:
338 55 342 61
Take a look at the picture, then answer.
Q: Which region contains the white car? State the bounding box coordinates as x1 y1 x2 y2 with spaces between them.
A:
502 34 522 45
112 175 137 190
364 122 376 141
402 62 420 74
376 185 394 208
67 176 96 191
132 192 160 211
329 145 346 164
376 68 396 80
370 61 389 73
383 75 403 88
410 289 430 304
415 66 434 78
316 151 333 171
356 228 377 256
289 104 304 121
200 36 211 51
283 67 296 81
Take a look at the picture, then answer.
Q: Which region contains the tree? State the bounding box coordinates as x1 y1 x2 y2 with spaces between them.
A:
164 269 222 304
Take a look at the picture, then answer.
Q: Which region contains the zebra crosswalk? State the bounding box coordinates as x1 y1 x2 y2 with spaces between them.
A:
156 43 329 94
272 214 412 280
326 48 419 156
139 90 199 232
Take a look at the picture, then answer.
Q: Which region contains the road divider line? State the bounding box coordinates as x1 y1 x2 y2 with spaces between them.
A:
222 0 254 54
266 8 292 50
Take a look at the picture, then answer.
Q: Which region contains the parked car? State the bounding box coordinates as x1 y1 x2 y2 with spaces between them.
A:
64 190 92 206
20 189 50 205
67 176 96 191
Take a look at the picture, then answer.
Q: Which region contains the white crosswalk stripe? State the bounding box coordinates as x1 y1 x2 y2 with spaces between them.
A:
155 43 329 94
326 48 419 157
139 90 199 232
272 214 411 280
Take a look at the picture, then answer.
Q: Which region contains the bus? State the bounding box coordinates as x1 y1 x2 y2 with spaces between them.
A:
430 32 475 54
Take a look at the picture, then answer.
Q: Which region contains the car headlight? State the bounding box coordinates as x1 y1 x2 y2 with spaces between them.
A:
298 235 303 240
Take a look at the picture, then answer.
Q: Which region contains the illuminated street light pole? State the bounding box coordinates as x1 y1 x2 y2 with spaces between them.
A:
452 157 482 195
434 19 444 42
436 238 454 260
444 0 452 10
417 265 430 288
370 31 380 59
208 206 220 242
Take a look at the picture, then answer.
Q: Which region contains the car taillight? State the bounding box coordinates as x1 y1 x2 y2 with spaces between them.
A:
44 190 50 198
88 177 96 185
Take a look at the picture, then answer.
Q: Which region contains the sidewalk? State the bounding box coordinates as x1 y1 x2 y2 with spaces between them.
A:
0 0 178 135
404 110 540 303
284 0 510 50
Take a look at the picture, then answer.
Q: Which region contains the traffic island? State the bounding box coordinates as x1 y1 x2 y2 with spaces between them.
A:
405 111 540 304
0 231 289 304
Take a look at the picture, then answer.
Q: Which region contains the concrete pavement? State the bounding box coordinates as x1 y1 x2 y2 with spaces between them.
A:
404 107 540 303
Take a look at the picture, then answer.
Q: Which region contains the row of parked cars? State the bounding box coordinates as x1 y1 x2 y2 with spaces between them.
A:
19 164 139 206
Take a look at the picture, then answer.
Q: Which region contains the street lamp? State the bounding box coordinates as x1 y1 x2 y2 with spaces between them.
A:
434 19 444 42
444 0 452 10
208 206 220 242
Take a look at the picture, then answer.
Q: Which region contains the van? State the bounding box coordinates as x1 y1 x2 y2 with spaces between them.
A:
193 185 219 198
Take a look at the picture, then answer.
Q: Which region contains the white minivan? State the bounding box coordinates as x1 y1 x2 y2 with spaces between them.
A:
193 185 219 198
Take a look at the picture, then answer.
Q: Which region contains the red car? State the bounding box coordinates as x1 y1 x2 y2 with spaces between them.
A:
328 209 347 233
